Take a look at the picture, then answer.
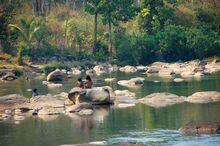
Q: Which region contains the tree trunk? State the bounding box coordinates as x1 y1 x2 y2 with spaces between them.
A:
108 19 112 56
93 12 98 54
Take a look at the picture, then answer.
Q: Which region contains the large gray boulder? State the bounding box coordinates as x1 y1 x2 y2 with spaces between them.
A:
68 87 111 105
47 69 67 82
179 122 220 135
187 91 220 103
139 92 186 108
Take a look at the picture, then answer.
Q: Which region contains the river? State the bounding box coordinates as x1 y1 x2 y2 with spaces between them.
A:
0 72 220 146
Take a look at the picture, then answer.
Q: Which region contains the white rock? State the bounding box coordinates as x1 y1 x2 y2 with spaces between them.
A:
72 68 81 75
104 78 116 82
78 109 93 116
117 103 136 108
174 78 184 82
89 141 107 145
14 115 25 121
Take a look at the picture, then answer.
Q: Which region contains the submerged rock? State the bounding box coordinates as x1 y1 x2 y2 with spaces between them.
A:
114 90 137 108
47 69 67 82
139 92 186 108
118 77 145 88
179 122 220 135
187 91 220 103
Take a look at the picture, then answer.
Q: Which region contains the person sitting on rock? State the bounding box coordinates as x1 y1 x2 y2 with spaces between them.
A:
85 75 93 89
76 78 84 88
32 88 38 97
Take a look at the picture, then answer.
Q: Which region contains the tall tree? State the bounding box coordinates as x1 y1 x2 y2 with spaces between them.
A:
84 0 102 53
139 0 174 34
99 0 139 56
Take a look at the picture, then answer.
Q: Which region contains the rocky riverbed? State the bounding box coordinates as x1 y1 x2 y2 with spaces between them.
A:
1 59 220 146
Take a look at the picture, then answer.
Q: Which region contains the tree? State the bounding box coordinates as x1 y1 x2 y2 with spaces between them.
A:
84 0 102 53
139 0 174 34
9 18 40 64
99 0 139 56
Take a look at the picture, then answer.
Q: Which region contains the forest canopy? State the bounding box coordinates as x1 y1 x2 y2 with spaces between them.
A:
0 0 219 65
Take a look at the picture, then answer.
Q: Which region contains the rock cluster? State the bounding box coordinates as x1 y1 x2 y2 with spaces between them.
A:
145 60 220 78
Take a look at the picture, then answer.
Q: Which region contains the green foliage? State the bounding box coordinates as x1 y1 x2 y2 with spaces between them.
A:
139 0 173 34
41 61 71 73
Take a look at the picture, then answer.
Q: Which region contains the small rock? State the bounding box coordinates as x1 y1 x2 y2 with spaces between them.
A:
104 78 116 82
174 78 184 82
89 141 107 145
14 115 25 121
78 109 93 116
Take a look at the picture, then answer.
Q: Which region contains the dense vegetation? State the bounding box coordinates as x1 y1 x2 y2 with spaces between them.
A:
0 0 220 66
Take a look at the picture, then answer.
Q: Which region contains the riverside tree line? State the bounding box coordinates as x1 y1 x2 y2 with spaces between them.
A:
0 0 219 65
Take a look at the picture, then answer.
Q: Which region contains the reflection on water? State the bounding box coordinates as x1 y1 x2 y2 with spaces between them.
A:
0 72 220 146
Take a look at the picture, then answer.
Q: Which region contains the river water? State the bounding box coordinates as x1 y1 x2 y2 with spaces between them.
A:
0 72 220 146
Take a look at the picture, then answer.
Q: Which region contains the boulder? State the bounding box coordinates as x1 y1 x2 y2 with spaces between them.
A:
38 106 64 115
139 92 186 108
1 72 17 81
28 94 65 110
47 69 67 82
0 94 28 104
65 103 93 113
68 87 111 105
158 68 175 77
117 77 145 88
0 114 10 120
179 122 220 135
146 66 160 74
72 68 81 75
108 65 119 72
93 65 108 75
119 65 137 73
136 66 147 71
193 72 204 78
180 70 194 78
187 91 220 103
114 90 137 108
205 62 220 73
86 69 95 76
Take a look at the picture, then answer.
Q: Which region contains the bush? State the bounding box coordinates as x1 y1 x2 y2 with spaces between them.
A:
41 61 71 73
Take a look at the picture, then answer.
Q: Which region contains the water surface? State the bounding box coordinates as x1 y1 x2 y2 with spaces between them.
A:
0 72 220 146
